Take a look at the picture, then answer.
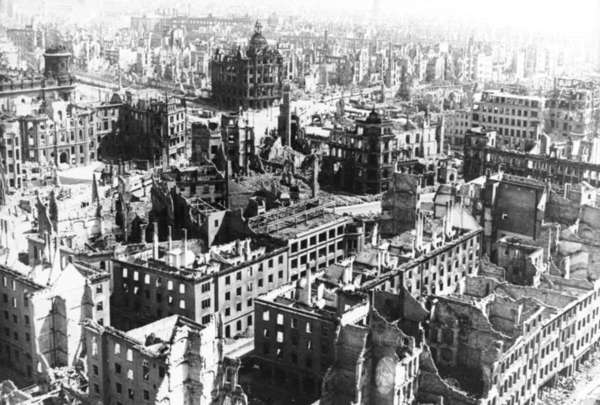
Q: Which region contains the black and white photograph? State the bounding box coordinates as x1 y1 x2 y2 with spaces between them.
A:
0 0 599 404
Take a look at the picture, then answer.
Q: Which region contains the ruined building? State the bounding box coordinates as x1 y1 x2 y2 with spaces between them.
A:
0 46 74 106
144 167 228 246
320 290 426 405
210 21 284 110
84 315 248 405
380 172 423 236
476 174 548 257
545 78 600 141
471 90 544 151
278 83 292 146
0 260 108 386
102 95 187 166
421 258 600 405
321 109 443 194
221 112 255 175
248 198 360 281
254 263 369 403
463 128 600 186
366 195 483 299
111 227 289 339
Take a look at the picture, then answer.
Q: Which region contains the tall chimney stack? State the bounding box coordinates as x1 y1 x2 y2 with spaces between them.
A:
303 269 312 306
45 231 51 265
183 228 188 266
152 222 159 259
168 225 172 251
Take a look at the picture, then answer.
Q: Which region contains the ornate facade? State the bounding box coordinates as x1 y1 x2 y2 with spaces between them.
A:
210 22 284 110
321 110 442 194
463 128 600 186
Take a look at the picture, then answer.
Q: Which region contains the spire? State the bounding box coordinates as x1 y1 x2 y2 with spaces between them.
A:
0 161 7 207
91 173 99 205
254 20 262 35
48 189 58 231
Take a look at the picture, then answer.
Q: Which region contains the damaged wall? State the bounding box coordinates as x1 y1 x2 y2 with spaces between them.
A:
545 192 581 226
428 298 505 397
380 173 421 237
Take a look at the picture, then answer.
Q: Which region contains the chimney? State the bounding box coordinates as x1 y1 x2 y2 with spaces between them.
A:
371 222 379 246
546 225 553 262
140 222 147 244
311 157 319 198
564 183 571 199
377 247 383 276
441 215 447 242
152 222 159 259
244 239 251 260
445 200 453 237
563 255 571 280
302 269 312 306
44 231 51 265
342 261 353 285
316 283 325 304
183 228 188 266
168 225 172 251
53 235 61 270
415 209 423 252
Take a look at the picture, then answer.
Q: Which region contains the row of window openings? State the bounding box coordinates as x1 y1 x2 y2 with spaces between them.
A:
224 315 252 337
93 383 151 403
121 285 188 309
291 244 343 267
122 268 190 293
290 228 344 253
123 259 283 290
3 326 30 342
2 293 27 308
224 299 252 317
261 311 326 335
2 311 29 325
1 346 33 376
225 271 284 295
262 343 327 370
225 256 284 283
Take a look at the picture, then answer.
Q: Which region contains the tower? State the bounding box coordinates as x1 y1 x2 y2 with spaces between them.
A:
278 83 291 146
43 46 72 84
597 0 600 71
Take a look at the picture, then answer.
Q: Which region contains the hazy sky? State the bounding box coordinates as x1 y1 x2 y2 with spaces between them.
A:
35 0 600 36
288 0 599 34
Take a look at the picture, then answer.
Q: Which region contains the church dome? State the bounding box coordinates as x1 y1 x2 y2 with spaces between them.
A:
366 108 382 124
247 21 268 55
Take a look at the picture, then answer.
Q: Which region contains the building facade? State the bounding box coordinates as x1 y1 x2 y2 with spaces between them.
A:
111 234 289 339
248 199 358 281
210 21 284 110
322 110 441 194
109 96 187 165
84 315 248 405
545 78 600 139
444 108 471 152
0 46 75 107
254 271 368 402
472 90 545 151
0 262 108 385
321 290 425 405
463 128 600 187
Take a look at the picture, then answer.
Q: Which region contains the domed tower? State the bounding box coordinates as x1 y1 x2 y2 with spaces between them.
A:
247 20 268 57
43 46 72 84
